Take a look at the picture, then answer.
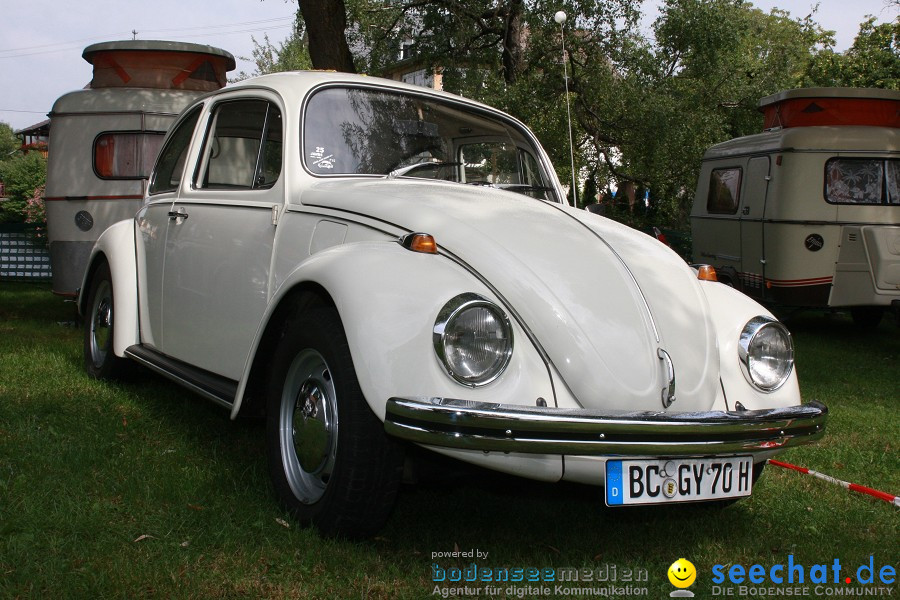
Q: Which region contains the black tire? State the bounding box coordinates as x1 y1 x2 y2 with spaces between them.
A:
850 307 884 329
265 307 404 538
83 261 129 380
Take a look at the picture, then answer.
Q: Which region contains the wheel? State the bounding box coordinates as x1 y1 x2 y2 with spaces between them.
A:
83 261 128 379
850 307 884 329
266 307 404 538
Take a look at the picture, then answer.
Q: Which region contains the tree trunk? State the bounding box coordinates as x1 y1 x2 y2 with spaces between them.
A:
298 0 356 73
501 0 525 84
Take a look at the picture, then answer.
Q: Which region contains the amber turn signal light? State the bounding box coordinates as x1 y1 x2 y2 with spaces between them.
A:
400 232 438 254
697 265 718 281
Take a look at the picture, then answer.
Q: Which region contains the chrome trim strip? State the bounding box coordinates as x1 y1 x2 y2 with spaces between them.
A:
543 203 661 343
384 397 827 456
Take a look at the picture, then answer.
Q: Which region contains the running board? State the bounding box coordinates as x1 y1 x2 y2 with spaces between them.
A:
124 345 237 410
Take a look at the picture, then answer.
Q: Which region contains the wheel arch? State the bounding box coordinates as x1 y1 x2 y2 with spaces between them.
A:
233 281 337 419
77 220 139 357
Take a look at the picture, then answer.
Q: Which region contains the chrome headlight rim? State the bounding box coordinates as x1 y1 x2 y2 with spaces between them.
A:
433 293 513 387
738 316 794 392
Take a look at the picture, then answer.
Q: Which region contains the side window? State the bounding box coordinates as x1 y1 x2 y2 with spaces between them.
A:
94 132 165 179
196 99 282 190
149 107 202 195
707 167 742 214
825 158 889 204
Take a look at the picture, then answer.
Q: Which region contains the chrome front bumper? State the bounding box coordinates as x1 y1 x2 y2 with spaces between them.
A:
384 397 827 456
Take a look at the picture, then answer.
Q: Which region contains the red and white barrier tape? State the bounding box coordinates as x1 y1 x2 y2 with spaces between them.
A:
767 459 900 508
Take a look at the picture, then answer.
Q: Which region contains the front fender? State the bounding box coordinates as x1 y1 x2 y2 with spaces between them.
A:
232 241 555 422
700 281 802 410
78 219 138 358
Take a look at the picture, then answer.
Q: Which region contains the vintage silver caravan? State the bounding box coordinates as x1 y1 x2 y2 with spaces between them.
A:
45 40 234 296
691 88 900 326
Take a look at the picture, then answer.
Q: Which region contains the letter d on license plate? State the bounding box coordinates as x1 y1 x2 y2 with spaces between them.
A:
605 456 753 506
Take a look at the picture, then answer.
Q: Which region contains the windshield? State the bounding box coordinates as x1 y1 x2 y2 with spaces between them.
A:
303 86 555 200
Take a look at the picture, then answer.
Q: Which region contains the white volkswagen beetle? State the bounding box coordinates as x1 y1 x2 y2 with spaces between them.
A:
79 72 826 538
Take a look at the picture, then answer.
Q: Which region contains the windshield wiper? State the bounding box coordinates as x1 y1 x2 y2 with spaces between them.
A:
386 161 462 179
465 181 554 194
493 183 554 193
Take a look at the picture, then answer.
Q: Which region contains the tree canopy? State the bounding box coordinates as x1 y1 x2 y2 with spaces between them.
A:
0 122 18 158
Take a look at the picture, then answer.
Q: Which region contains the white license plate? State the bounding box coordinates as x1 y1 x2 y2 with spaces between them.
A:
605 456 753 506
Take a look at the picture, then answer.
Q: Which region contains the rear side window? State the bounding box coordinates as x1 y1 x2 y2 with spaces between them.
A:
195 99 283 190
149 107 202 195
825 158 900 205
707 167 742 214
94 132 165 179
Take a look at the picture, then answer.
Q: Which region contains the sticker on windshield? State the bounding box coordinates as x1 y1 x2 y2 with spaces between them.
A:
309 146 335 170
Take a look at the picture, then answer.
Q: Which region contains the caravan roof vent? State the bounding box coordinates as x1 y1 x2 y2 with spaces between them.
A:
82 40 235 92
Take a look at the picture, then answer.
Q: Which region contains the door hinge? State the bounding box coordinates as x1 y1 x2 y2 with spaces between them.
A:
272 204 280 226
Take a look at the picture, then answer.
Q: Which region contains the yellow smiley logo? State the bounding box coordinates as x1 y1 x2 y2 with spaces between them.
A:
667 558 697 588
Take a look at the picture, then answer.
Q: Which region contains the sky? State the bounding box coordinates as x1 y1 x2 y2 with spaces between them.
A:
1 0 897 132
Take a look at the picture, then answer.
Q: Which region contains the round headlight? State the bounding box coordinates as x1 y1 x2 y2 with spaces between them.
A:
738 317 794 392
433 293 513 386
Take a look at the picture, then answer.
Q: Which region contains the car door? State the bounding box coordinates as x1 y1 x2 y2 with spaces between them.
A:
136 105 205 350
160 95 284 379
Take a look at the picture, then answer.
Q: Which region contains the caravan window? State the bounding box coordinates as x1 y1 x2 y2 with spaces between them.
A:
825 158 900 205
707 167 742 214
94 132 165 179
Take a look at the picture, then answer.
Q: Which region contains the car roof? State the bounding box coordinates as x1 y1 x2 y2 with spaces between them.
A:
226 70 501 116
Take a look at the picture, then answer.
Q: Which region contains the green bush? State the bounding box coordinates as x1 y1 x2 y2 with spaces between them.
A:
0 152 47 223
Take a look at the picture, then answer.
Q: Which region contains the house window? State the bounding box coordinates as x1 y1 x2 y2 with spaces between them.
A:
94 132 165 179
825 158 900 205
401 69 433 89
707 167 742 214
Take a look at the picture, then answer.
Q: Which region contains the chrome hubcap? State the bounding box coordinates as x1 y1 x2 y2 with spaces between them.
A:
280 349 338 504
90 281 112 367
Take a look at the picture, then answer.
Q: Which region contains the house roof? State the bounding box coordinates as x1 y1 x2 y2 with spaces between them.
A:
15 119 50 137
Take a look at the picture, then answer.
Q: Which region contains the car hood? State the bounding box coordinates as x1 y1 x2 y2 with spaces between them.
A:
300 179 719 412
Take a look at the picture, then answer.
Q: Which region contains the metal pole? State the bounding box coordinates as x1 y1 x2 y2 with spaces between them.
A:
556 12 578 208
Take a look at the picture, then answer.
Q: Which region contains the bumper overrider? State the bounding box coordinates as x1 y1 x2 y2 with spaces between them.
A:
384 397 827 456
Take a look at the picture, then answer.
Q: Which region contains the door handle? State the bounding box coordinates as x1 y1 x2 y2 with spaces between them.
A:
167 208 189 221
658 348 676 408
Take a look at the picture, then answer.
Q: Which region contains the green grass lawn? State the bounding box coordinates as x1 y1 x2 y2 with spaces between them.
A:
1 282 897 599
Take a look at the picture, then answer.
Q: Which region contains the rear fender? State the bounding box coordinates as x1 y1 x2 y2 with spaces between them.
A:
78 220 139 357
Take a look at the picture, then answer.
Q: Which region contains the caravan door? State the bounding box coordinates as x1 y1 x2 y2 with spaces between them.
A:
738 156 771 298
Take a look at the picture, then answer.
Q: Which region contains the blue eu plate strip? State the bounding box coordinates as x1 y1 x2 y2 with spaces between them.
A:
606 460 623 505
